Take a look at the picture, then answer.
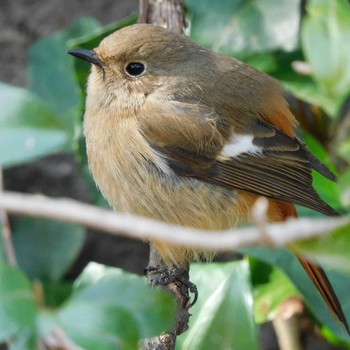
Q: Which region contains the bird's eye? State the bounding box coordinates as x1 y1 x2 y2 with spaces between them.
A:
125 62 145 77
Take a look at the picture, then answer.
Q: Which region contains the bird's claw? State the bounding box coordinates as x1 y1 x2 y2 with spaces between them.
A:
145 265 198 306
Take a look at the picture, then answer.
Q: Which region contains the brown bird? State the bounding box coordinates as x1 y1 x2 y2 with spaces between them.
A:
68 23 348 332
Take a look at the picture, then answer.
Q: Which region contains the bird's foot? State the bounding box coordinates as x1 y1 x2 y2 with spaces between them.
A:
145 265 198 306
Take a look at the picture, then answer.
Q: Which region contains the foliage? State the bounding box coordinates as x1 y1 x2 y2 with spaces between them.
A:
1 0 350 348
177 261 258 350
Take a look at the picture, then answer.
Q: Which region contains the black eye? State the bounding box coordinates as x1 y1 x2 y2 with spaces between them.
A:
125 62 145 77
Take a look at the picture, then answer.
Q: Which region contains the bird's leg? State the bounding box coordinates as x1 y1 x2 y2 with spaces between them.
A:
145 265 198 306
144 244 194 337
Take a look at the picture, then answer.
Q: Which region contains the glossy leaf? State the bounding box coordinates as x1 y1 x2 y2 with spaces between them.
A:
54 305 139 350
0 82 68 168
12 217 85 282
0 127 67 168
0 263 37 341
241 247 350 341
302 0 350 106
47 263 175 348
0 82 61 129
186 0 300 57
177 261 258 350
292 223 350 274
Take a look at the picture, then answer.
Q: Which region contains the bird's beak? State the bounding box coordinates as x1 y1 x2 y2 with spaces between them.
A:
67 49 103 69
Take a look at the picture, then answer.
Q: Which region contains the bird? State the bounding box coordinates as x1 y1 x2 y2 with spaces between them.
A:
68 23 348 332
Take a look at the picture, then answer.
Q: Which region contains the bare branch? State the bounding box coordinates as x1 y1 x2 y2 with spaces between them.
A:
0 191 348 251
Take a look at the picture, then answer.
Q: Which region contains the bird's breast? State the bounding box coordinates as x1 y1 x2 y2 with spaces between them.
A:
84 111 247 232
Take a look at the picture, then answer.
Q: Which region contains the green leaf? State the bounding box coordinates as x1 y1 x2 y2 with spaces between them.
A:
41 281 73 308
46 263 175 348
0 82 61 129
7 328 37 350
177 261 258 350
302 0 350 104
186 0 300 57
241 247 350 341
302 131 337 172
13 217 86 282
0 82 68 168
55 305 140 350
28 17 102 136
0 263 37 341
308 170 341 212
249 258 300 324
240 49 341 118
293 223 350 274
0 127 67 168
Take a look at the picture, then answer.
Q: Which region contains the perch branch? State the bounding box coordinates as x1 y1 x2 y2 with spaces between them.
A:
0 191 348 251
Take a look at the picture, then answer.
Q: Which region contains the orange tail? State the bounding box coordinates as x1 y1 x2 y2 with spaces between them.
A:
297 256 349 333
269 200 349 333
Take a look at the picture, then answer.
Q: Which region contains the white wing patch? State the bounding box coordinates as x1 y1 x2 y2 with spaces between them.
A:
152 149 174 175
220 134 261 159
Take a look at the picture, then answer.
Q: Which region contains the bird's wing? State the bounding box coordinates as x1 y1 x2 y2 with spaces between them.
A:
139 98 347 331
141 106 337 216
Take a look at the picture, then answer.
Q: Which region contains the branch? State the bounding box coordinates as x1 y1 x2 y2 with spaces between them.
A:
138 0 186 33
0 191 348 251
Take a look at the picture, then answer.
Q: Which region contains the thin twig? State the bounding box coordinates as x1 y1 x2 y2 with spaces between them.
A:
0 170 17 266
0 191 348 251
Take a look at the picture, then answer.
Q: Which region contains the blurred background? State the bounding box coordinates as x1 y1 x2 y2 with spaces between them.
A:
1 1 350 349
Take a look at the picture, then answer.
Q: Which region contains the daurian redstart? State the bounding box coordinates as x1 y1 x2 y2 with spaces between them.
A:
68 24 348 331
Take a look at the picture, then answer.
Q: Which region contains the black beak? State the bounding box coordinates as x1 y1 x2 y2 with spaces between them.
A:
67 49 103 69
